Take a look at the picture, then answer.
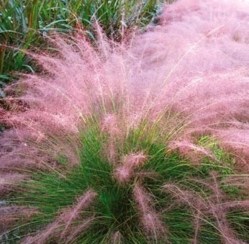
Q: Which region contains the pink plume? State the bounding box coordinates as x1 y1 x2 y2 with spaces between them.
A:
23 190 97 244
0 206 37 234
60 190 97 237
133 184 166 239
111 231 123 244
114 152 147 183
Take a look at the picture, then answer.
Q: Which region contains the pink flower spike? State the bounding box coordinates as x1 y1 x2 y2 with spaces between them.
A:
61 189 97 237
114 152 147 183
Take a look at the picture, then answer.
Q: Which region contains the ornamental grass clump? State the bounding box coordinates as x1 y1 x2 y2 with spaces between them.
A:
1 0 249 243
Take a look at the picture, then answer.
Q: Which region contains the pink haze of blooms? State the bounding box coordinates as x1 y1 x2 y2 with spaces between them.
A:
0 0 249 236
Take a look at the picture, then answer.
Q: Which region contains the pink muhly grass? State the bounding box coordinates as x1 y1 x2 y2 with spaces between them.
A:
22 222 60 244
0 206 38 234
163 183 207 211
140 212 167 240
101 113 121 137
111 231 123 244
130 0 249 160
0 173 25 196
60 189 97 238
208 173 249 244
216 126 249 171
123 152 147 168
168 140 216 165
0 0 249 242
133 184 166 239
222 176 249 196
101 113 121 163
114 152 147 183
63 217 95 244
23 189 96 244
164 172 249 244
25 217 95 244
133 184 153 213
193 208 202 244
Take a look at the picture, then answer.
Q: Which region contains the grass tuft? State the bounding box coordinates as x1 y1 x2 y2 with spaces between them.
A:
3 117 249 243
